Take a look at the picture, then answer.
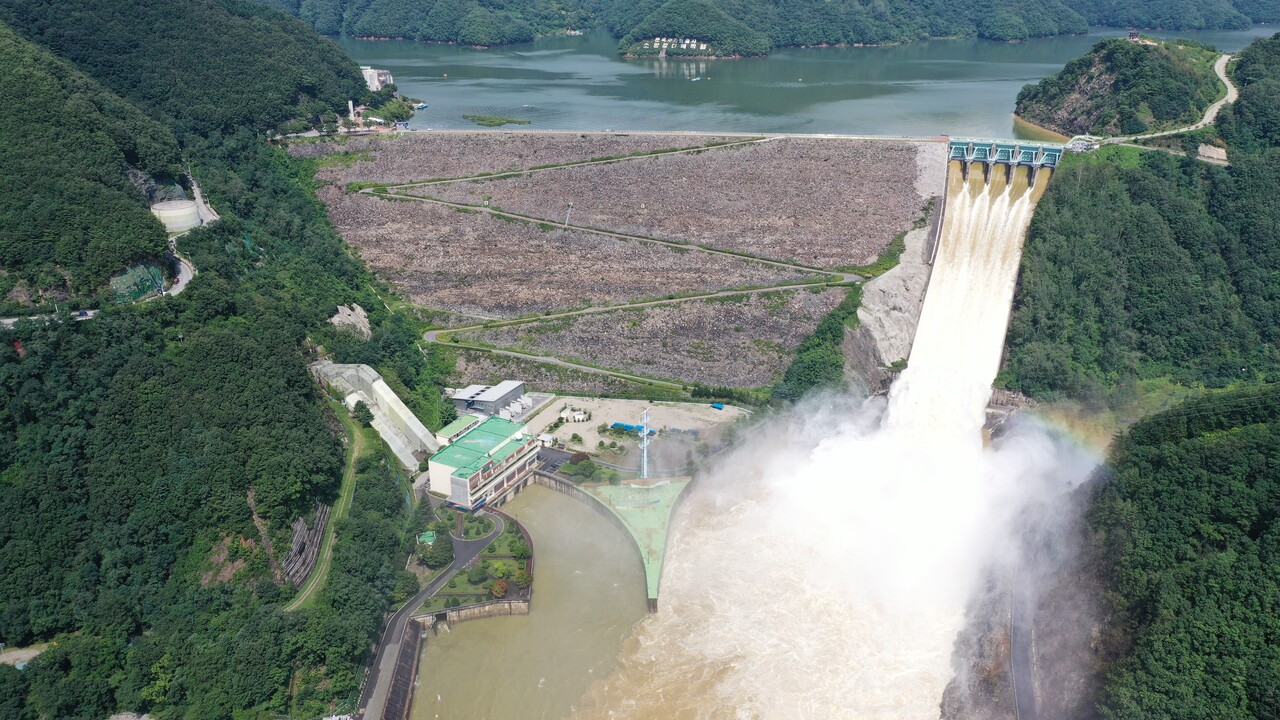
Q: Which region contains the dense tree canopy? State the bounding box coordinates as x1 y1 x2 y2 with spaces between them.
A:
1087 383 1280 719
0 0 365 136
0 23 180 297
1219 32 1280 152
1016 38 1223 136
1002 148 1280 404
0 2 452 717
283 0 589 45
264 0 1276 49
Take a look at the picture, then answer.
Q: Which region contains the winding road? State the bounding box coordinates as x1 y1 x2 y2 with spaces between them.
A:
1102 53 1237 145
356 508 504 720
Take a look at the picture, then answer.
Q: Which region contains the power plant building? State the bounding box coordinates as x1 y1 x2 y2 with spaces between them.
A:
427 416 539 511
451 380 526 417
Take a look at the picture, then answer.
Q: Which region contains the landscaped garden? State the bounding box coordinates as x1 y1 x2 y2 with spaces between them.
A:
418 517 534 612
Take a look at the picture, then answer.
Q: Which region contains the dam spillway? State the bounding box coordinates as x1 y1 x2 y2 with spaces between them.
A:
888 159 1051 435
948 138 1062 185
577 155 1055 718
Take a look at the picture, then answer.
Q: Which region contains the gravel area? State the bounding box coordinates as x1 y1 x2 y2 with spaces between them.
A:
319 186 819 319
410 138 926 268
291 132 742 185
458 288 846 387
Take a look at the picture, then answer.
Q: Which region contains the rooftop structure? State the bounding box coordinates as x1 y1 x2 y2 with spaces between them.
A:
435 413 483 447
450 380 526 417
428 416 538 511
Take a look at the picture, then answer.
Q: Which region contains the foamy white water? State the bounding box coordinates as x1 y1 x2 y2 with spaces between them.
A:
578 163 1050 720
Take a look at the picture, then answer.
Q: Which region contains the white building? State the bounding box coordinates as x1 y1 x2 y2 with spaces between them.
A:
361 66 394 92
451 380 526 416
427 416 539 511
310 362 438 470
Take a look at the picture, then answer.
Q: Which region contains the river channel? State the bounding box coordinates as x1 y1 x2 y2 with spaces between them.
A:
411 486 647 720
341 26 1272 138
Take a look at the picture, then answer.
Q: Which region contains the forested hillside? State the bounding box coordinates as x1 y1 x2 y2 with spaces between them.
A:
0 23 180 300
0 2 454 717
1003 35 1280 406
0 0 365 136
263 0 1277 50
1082 383 1280 718
272 0 592 45
1068 0 1267 29
1218 32 1280 151
1002 147 1280 404
1015 38 1223 136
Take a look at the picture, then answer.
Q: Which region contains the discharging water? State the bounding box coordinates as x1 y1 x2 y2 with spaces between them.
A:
410 486 646 720
572 162 1051 718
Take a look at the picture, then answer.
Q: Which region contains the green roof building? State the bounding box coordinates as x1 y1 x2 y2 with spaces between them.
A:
427 416 539 511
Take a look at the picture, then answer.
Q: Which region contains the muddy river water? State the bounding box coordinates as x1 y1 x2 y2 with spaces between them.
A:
411 486 647 720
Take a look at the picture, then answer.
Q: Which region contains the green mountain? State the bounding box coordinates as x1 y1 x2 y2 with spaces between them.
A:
260 0 1278 50
1219 32 1280 152
618 0 771 56
1002 33 1280 406
0 0 365 135
0 2 454 719
1082 383 1280 719
0 23 180 299
1015 38 1225 136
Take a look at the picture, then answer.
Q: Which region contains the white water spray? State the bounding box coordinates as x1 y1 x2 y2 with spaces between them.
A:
578 164 1055 719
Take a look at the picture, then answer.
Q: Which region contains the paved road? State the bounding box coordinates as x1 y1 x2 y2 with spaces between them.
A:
357 508 504 720
1010 584 1038 720
0 310 98 330
1104 53 1236 145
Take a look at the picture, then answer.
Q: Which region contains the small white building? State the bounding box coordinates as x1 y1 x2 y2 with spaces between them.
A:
361 66 394 92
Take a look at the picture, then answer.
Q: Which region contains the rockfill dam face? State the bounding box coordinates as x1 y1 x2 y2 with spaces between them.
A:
576 155 1054 719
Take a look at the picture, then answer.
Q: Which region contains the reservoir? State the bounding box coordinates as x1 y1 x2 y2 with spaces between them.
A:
340 26 1272 138
411 486 647 720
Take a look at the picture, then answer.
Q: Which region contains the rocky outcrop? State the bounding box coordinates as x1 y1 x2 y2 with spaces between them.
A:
842 211 935 394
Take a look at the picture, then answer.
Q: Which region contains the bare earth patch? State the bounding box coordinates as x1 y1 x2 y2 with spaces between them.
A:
291 132 742 185
319 186 818 319
411 138 926 268
458 288 846 387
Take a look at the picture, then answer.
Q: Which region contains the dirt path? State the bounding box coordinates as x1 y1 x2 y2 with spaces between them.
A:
367 189 847 280
0 642 49 666
286 405 367 611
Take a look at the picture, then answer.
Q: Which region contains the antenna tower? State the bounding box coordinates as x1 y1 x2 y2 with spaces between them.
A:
638 409 651 478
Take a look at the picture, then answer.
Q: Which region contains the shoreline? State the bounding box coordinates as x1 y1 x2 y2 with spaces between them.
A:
1012 114 1072 142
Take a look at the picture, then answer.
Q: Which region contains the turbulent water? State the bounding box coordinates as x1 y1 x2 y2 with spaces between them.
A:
575 162 1051 719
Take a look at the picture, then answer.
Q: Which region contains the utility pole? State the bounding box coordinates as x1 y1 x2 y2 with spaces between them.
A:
638 408 651 478
564 202 573 229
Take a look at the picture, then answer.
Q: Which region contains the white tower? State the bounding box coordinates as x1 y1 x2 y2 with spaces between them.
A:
638 409 652 478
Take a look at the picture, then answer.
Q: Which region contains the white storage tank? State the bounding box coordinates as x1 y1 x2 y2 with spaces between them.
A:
150 200 200 233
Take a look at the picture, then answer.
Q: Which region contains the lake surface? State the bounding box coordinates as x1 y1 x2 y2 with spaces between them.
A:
340 26 1274 139
411 486 647 720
